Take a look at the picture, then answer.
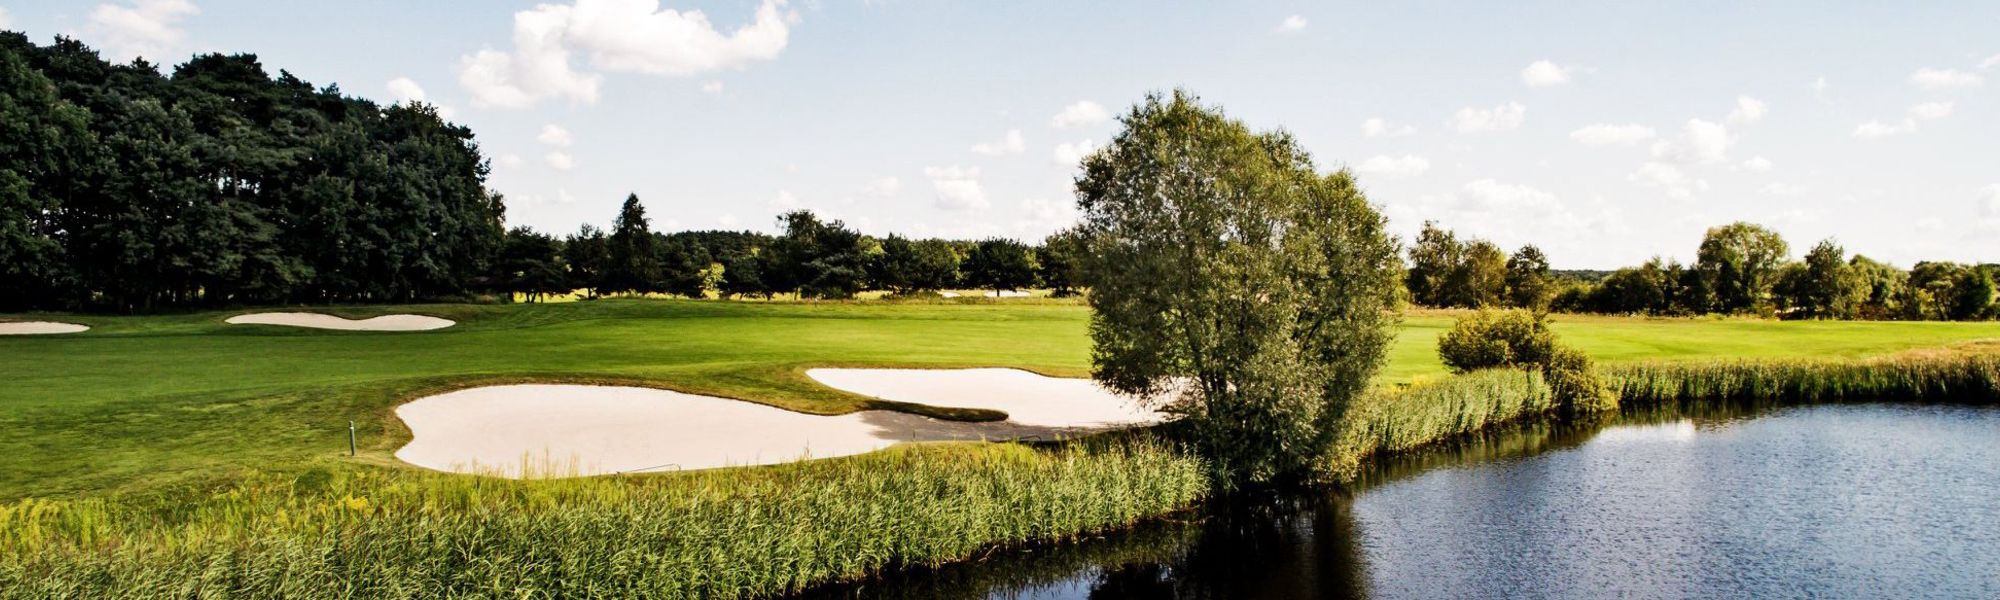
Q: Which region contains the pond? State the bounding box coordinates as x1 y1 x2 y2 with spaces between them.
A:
802 403 2000 599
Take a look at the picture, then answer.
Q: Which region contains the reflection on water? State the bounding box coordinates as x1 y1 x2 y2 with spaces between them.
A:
798 403 2000 599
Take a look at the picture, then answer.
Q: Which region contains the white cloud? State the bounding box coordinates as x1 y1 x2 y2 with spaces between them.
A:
1051 101 1110 129
1361 117 1415 138
1741 156 1774 172
970 129 1025 156
1762 182 1807 196
386 77 428 104
497 154 526 168
1727 96 1767 124
701 80 724 93
718 214 740 228
458 0 794 109
770 190 799 209
86 0 200 62
544 151 575 170
1353 154 1431 178
1451 102 1526 133
1983 54 2000 70
1909 67 1983 90
1852 102 1956 139
1275 15 1307 33
1519 60 1572 87
924 166 987 210
860 176 900 198
537 124 575 147
1568 123 1655 146
556 188 578 204
1982 185 2000 217
1460 179 1560 212
0 7 10 29
1052 139 1096 166
1649 119 1730 164
1629 162 1704 199
1852 119 1916 139
1813 76 1831 102
1908 101 1954 120
1017 198 1079 233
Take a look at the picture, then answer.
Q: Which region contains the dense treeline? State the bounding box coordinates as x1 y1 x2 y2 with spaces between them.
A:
0 34 502 312
1409 220 1999 321
492 194 1076 302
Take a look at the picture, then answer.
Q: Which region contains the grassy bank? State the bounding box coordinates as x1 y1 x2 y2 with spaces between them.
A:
2 300 1997 597
0 441 1204 599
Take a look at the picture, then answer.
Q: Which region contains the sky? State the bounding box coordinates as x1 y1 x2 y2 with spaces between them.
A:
4 0 1998 269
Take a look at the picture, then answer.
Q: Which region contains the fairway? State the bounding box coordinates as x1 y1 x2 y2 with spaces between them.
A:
2 300 1996 499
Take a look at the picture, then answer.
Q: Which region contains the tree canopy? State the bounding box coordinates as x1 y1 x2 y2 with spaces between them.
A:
1075 91 1402 486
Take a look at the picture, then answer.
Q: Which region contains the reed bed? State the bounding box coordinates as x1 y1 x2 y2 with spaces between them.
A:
1606 352 2000 408
1326 368 1552 476
0 440 1205 599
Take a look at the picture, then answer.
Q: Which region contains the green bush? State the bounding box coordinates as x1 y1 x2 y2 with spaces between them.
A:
1436 309 1556 372
1436 309 1613 413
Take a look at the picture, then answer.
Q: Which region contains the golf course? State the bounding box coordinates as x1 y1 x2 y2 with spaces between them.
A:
4 298 1997 500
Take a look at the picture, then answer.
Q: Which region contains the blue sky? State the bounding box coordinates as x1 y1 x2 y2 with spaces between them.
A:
5 0 1997 268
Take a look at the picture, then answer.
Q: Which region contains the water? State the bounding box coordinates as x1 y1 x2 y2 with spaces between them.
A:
804 404 2000 599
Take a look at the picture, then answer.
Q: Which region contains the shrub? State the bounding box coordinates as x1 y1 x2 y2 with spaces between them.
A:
1437 309 1556 372
1437 309 1614 413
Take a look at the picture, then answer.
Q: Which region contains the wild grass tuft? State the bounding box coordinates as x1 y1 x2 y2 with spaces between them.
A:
0 440 1205 599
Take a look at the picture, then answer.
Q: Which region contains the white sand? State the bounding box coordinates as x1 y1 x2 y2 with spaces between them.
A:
0 321 89 335
807 367 1164 429
939 292 962 298
226 312 454 331
982 290 1032 298
396 384 1081 478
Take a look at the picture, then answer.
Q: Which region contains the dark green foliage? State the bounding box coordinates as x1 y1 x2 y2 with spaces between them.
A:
1437 309 1613 413
1038 228 1088 297
1404 221 1461 307
0 35 501 310
495 226 568 301
1076 90 1402 486
1773 238 1864 319
600 194 663 295
871 235 961 295
1692 222 1789 314
772 210 871 299
1505 245 1553 310
963 238 1040 295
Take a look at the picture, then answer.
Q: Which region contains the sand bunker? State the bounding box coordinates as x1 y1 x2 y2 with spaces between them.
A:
226 312 454 331
0 321 89 335
807 367 1163 429
983 290 1032 298
396 384 1094 477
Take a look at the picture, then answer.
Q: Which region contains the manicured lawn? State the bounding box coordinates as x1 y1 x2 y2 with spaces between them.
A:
2 299 1995 499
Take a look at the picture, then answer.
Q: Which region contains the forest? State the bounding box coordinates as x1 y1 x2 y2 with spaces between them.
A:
1 33 1990 321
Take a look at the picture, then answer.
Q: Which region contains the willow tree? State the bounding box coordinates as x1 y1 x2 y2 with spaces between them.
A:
1075 91 1403 486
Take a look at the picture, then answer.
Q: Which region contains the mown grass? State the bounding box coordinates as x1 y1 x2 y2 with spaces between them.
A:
0 441 1205 599
2 300 1998 597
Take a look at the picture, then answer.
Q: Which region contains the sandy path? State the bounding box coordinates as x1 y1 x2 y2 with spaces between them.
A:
395 384 1078 477
226 312 454 331
806 367 1164 429
0 321 89 335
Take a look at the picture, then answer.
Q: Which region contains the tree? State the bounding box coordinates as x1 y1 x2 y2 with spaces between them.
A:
1504 245 1553 309
1405 221 1461 307
496 227 567 302
1076 91 1402 485
1848 255 1906 320
1038 228 1089 297
1693 222 1789 314
871 235 960 295
962 238 1040 296
563 225 610 298
1773 239 1863 319
771 210 869 299
601 194 662 295
1449 239 1508 308
1437 310 1614 413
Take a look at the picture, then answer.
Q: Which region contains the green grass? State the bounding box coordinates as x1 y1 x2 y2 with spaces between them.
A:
3 300 1997 499
0 440 1205 598
5 299 1999 597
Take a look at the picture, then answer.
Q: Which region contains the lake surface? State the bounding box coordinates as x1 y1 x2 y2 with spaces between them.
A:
804 404 2000 599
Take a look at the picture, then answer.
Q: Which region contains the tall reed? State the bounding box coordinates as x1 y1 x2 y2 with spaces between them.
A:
0 440 1205 599
1606 353 2000 408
